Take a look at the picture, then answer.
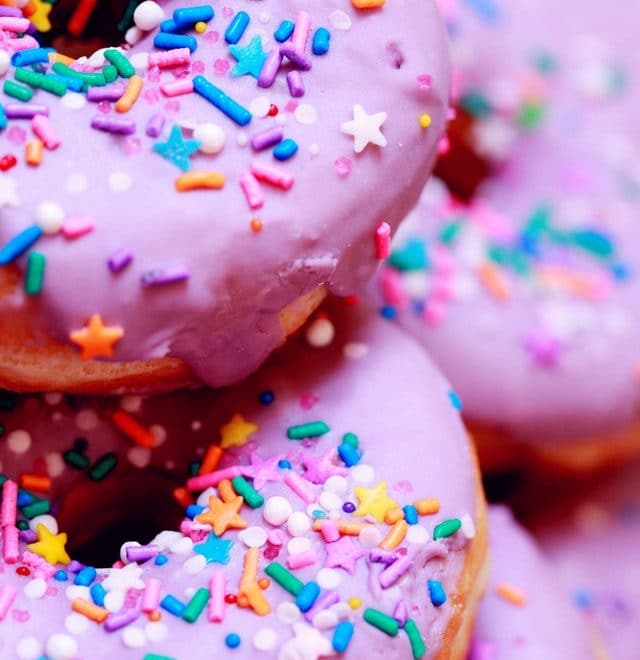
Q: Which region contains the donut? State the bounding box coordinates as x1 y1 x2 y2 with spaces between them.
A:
0 302 488 659
0 1 450 393
371 0 640 472
469 506 597 659
533 463 640 659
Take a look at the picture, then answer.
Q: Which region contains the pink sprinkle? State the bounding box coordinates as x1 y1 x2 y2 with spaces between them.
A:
299 393 318 410
438 135 450 155
251 160 294 190
379 268 408 308
423 299 447 327
222 7 234 18
284 99 298 113
148 48 191 70
287 549 317 570
191 60 206 74
97 101 112 114
2 525 19 564
186 467 243 491
6 35 38 51
147 67 161 84
11 608 29 623
240 172 264 210
160 79 194 98
334 156 352 177
123 136 142 156
375 221 391 260
142 87 161 104
208 572 226 622
431 276 455 302
0 17 30 32
7 125 26 146
213 59 230 76
319 520 340 543
416 73 433 90
62 217 95 240
267 529 286 546
204 30 219 43
141 578 161 613
1 480 17 527
284 472 317 504
163 100 181 116
32 114 61 150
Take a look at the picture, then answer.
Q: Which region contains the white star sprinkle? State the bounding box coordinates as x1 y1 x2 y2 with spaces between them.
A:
278 623 335 660
341 104 388 154
102 563 144 593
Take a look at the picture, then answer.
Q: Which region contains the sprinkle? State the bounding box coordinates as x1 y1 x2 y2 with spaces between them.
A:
225 633 241 649
403 505 419 525
337 443 361 467
104 609 139 632
154 32 198 53
208 572 226 622
2 525 18 564
175 170 225 192
32 114 60 150
160 79 194 98
0 225 42 265
225 11 250 44
141 578 161 613
427 580 447 606
104 49 135 78
11 48 55 68
141 266 191 287
251 126 284 152
193 75 252 126
265 562 304 596
379 555 412 588
108 247 134 273
23 251 45 296
495 582 527 606
1 479 17 526
89 453 118 481
284 471 317 503
287 421 330 439
25 138 43 166
110 410 155 449
51 62 106 87
72 598 108 623
287 549 317 570
331 620 354 651
182 587 210 623
312 519 369 536
273 139 298 162
87 85 126 102
478 262 511 301
312 28 331 56
238 548 271 615
433 518 462 540
199 445 224 475
115 75 143 113
74 566 97 586
363 608 399 636
160 594 186 618
240 172 264 209
148 48 192 69
0 585 17 621
3 79 34 102
379 520 408 550
295 581 320 612
19 473 50 493
419 113 432 128
404 619 427 659
91 115 136 135
62 217 95 240
126 544 160 563
173 5 215 29
231 476 264 509
146 113 166 138
257 49 283 89
22 500 51 519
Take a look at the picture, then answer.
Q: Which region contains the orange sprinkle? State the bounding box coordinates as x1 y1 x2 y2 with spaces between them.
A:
199 445 224 475
68 0 97 37
19 474 51 493
258 578 270 590
175 171 225 192
172 487 191 509
312 519 369 536
236 594 249 608
148 611 161 622
414 498 440 516
72 598 108 623
22 2 37 18
379 520 408 550
383 507 404 525
49 53 76 66
352 0 385 8
495 583 527 606
115 75 143 113
25 139 43 166
217 479 236 504
238 548 271 615
477 262 511 301
111 410 155 448
537 266 601 299
250 218 263 233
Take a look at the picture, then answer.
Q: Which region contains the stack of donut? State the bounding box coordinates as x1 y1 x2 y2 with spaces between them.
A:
0 1 636 658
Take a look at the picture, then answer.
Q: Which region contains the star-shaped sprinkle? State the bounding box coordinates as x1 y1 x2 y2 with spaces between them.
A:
302 448 348 484
229 36 268 79
196 495 248 536
220 413 258 449
102 563 144 592
242 452 282 490
30 0 53 32
354 481 398 522
152 125 200 172
341 104 388 154
194 532 233 564
324 536 366 574
278 623 334 660
27 523 71 566
69 314 124 360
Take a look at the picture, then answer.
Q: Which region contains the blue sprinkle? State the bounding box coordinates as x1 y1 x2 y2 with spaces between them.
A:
312 28 331 56
185 503 205 520
448 391 463 411
193 75 252 126
380 305 397 320
411 299 425 317
47 73 84 93
332 621 354 652
153 32 198 53
337 443 361 467
173 5 214 28
161 594 186 617
312 509 327 519
428 579 447 607
155 554 169 566
74 566 97 587
0 105 6 131
54 570 68 582
159 18 181 33
295 581 320 612
225 11 250 44
0 225 43 266
225 633 241 649
573 589 594 611
611 262 631 281
17 491 33 507
278 459 292 470
11 48 55 68
259 390 275 405
462 0 501 21
403 505 419 525
274 20 295 42
273 138 298 161
90 583 106 607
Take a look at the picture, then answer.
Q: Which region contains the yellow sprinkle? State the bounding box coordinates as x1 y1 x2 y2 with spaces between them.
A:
348 597 362 610
419 113 432 129
195 21 207 33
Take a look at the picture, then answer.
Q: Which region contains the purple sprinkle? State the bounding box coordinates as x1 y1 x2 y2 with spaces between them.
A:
146 113 166 138
257 49 282 89
342 502 356 514
286 70 305 98
369 549 398 565
0 7 22 17
5 104 49 119
67 560 85 574
141 266 191 287
108 247 134 273
18 530 37 544
104 609 139 633
280 46 312 71
91 115 136 135
304 590 339 622
379 555 412 588
251 126 284 151
126 544 160 563
87 85 126 103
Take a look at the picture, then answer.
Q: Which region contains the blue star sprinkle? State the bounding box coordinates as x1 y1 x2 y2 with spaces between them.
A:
194 533 233 564
152 124 200 172
229 35 268 79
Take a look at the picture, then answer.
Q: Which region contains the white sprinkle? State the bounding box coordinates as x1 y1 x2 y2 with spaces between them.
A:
134 1 165 31
170 536 194 555
406 524 430 545
150 424 167 447
24 577 47 600
249 96 271 118
263 496 292 526
276 601 301 624
350 464 375 484
358 525 382 549
45 452 65 478
294 103 317 125
183 553 207 575
104 589 125 613
343 342 369 360
145 621 168 643
313 609 338 630
122 627 146 649
309 143 320 157
120 395 142 412
34 201 65 234
287 537 312 555
61 92 86 111
65 585 90 602
45 633 78 660
287 511 311 537
316 568 341 590
75 409 99 431
253 627 278 651
318 491 342 513
324 476 348 496
0 49 10 77
16 637 42 660
330 10 352 30
108 171 133 192
64 612 89 635
29 514 58 535
258 11 271 24
194 122 226 155
306 318 335 348
127 446 152 469
236 131 249 147
460 513 476 540
239 526 268 548
7 430 31 454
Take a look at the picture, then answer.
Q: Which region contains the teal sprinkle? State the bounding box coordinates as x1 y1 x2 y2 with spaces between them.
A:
570 229 614 259
438 220 463 245
388 238 428 272
459 90 493 118
530 51 557 75
487 244 530 275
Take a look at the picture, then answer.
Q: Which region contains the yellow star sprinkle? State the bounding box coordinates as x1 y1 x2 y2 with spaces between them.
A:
29 0 53 33
69 314 124 360
28 523 71 566
353 481 399 522
220 413 258 449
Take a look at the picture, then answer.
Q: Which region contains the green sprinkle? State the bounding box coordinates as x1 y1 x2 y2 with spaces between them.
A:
24 252 46 296
51 62 106 87
517 102 545 129
17 520 29 531
433 518 462 540
265 562 304 596
117 0 140 33
439 220 463 245
182 587 210 623
189 461 201 477
102 64 118 84
104 49 135 78
341 432 359 449
22 499 50 519
14 67 44 88
40 75 67 97
287 421 330 440
3 79 34 102
0 474 7 486
404 619 426 658
363 608 399 636
231 476 264 509
63 450 90 470
143 655 176 660
89 453 118 481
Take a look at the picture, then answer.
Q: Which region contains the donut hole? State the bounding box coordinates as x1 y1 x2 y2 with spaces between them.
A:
386 42 405 69
56 472 185 567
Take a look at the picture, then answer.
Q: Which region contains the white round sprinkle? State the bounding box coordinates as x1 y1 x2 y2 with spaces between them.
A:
150 424 167 447
309 143 320 156
29 514 58 535
276 601 301 624
258 11 271 24
127 446 152 469
287 537 311 555
330 10 352 30
406 524 430 545
287 511 311 537
0 49 11 77
16 636 42 660
253 627 278 652
316 568 341 590
126 26 145 46
24 577 47 600
343 342 369 360
151 530 182 550
45 633 78 660
134 1 165 31
351 464 375 484
324 476 348 496
194 122 226 154
109 171 133 192
120 395 142 412
61 92 86 111
65 585 90 602
313 609 338 630
104 589 125 613
331 601 352 620
169 536 193 555
145 621 168 643
183 553 207 575
122 627 146 649
7 430 31 454
236 131 249 147
319 491 342 512
65 173 88 195
249 96 271 118
294 103 317 125
239 526 268 548
306 318 335 348
359 524 382 549
76 409 99 431
34 201 65 234
64 612 89 635
263 496 292 526
45 452 65 478
197 487 218 507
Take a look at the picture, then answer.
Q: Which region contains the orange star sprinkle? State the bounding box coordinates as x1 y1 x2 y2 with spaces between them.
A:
69 314 124 360
196 495 248 536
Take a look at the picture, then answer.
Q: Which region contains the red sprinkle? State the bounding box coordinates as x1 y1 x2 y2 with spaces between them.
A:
0 154 17 171
267 104 279 117
224 593 237 604
16 566 30 577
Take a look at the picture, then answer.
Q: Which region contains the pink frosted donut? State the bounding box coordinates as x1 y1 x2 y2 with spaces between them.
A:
469 506 596 659
0 303 487 659
371 0 640 472
0 0 450 393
